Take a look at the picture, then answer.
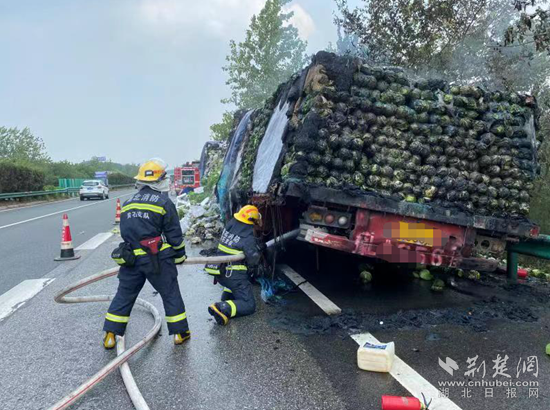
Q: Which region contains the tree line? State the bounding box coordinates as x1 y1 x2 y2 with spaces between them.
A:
0 126 138 193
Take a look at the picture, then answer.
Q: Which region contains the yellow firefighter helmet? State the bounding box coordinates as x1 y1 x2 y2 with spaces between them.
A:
234 205 261 225
135 158 167 182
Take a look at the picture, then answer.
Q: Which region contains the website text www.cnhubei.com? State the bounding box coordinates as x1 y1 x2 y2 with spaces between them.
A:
438 380 539 388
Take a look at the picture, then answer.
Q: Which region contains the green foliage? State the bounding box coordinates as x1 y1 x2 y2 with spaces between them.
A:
187 191 208 205
108 172 135 185
210 111 237 142
0 127 50 162
80 158 139 178
188 155 223 205
0 161 46 193
204 159 222 193
335 0 489 69
222 0 308 109
505 1 550 52
36 160 138 187
0 125 139 190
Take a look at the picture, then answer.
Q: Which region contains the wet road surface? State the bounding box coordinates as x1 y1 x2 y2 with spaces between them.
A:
1 219 549 409
0 188 135 294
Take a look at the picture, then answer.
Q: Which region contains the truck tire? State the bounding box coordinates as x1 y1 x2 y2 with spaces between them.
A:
80 196 85 201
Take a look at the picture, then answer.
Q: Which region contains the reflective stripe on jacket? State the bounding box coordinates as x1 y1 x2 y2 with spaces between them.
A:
120 186 185 264
204 217 261 276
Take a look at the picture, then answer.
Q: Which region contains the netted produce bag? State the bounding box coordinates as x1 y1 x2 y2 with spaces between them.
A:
239 52 541 218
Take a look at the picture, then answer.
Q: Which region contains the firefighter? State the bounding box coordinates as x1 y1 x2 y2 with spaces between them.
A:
103 158 189 349
205 205 264 325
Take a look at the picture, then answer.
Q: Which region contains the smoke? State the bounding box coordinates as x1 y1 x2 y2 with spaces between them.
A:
137 0 265 40
284 4 315 40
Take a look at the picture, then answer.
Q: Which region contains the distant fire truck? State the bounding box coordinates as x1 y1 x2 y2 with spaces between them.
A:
174 161 200 194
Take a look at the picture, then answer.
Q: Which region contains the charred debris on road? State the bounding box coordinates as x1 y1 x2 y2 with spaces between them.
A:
269 268 548 336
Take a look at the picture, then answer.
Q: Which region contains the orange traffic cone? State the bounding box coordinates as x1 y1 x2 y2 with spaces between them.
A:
54 214 81 261
114 198 121 224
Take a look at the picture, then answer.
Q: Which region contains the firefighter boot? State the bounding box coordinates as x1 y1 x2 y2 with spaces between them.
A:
174 331 191 345
208 302 231 326
103 332 116 350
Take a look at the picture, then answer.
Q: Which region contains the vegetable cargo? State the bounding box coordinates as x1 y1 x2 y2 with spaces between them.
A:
217 51 542 271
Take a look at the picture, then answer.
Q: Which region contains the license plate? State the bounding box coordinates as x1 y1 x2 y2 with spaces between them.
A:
87 188 93 191
389 222 438 247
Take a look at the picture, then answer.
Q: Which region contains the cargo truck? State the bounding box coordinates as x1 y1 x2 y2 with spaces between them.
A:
217 52 542 278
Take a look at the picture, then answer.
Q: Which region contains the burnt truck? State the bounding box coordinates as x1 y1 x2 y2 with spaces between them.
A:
216 52 542 275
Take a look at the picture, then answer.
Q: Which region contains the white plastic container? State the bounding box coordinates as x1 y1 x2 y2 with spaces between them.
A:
357 341 395 372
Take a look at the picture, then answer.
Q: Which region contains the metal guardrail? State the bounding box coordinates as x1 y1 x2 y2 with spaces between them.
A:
0 184 135 201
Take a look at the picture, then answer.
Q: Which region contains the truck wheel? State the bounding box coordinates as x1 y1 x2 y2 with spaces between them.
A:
80 196 85 201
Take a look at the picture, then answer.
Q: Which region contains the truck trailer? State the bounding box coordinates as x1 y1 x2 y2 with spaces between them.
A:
217 52 542 277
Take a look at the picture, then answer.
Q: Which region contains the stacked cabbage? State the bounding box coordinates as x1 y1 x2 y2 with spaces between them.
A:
281 60 540 217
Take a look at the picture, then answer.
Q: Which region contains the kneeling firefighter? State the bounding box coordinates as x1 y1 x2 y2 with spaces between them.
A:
205 205 265 325
103 158 189 349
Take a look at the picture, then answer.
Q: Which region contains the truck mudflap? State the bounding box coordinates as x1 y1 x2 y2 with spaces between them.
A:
302 209 479 268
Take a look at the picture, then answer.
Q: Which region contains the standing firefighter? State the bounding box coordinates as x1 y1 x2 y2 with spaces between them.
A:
205 205 264 325
103 158 189 349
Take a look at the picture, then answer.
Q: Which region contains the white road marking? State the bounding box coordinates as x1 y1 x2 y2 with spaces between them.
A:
75 232 114 250
0 278 55 322
0 196 79 214
279 264 342 315
0 192 133 231
280 264 462 410
352 333 462 410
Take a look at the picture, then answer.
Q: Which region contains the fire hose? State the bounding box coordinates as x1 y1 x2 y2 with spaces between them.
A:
49 229 299 410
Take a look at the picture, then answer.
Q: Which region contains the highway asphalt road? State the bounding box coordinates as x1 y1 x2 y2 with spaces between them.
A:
0 189 135 294
1 197 549 410
0 242 410 410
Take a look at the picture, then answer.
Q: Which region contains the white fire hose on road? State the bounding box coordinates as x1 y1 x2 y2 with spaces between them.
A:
50 229 299 410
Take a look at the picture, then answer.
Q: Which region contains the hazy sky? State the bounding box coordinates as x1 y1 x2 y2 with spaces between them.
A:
0 0 351 168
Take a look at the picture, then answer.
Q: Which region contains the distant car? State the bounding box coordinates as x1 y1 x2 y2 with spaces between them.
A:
80 180 109 200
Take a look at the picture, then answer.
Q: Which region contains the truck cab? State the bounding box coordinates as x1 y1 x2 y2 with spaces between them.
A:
174 163 201 194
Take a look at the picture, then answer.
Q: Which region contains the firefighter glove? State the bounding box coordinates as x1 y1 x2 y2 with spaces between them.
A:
111 242 136 267
174 247 187 265
175 254 187 265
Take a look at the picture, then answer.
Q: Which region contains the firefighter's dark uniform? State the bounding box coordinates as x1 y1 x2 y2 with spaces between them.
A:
104 186 188 336
205 218 261 319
